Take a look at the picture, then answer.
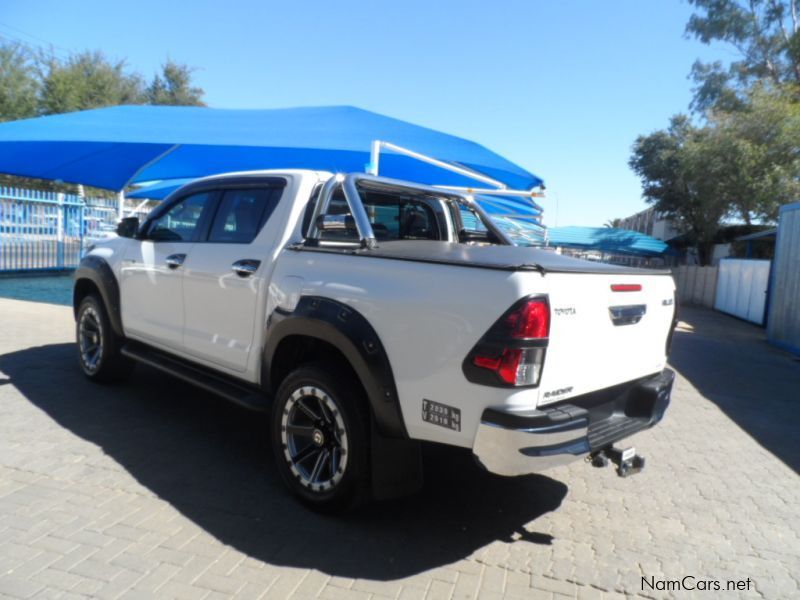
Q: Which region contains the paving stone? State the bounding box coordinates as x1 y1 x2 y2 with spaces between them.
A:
426 579 455 600
319 584 372 600
0 574 46 599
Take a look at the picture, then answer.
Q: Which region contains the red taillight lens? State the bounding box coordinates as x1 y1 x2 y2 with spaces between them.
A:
472 347 545 385
467 297 550 387
504 299 550 339
611 283 642 292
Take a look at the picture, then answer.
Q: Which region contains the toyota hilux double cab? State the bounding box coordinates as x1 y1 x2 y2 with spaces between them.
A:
73 169 676 510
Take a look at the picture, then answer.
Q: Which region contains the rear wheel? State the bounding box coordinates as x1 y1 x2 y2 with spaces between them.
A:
76 294 133 382
271 362 369 512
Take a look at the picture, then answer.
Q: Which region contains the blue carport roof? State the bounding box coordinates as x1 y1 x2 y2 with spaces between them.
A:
547 226 668 256
128 177 545 222
0 105 543 195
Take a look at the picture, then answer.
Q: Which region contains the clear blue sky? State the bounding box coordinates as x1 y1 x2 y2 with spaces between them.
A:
2 0 727 227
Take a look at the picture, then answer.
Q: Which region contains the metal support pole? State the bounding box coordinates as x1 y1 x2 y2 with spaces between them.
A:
117 190 125 221
367 140 509 189
368 140 381 176
56 192 65 269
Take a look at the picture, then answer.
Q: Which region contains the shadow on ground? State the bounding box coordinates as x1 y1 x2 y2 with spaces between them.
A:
0 342 566 580
0 274 73 306
669 307 800 473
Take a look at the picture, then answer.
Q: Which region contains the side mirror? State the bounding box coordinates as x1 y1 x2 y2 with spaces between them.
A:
116 216 140 239
459 228 491 244
315 213 356 233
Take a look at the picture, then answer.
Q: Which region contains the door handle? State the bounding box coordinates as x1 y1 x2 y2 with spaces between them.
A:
231 259 261 278
165 253 186 269
609 304 647 326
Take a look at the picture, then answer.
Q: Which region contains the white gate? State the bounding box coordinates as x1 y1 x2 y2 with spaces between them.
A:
714 259 771 324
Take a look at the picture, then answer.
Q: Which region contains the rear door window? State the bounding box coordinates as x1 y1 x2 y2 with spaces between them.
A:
208 187 282 243
318 191 444 242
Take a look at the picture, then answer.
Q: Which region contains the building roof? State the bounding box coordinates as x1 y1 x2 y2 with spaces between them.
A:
547 226 668 256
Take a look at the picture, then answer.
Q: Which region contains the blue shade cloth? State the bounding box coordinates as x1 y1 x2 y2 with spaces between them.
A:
127 179 194 199
0 105 543 196
547 226 668 256
129 179 544 224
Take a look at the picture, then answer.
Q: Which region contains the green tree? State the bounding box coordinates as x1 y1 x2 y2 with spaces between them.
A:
145 60 205 106
38 50 145 114
686 0 800 110
703 85 800 223
0 42 39 122
629 116 731 265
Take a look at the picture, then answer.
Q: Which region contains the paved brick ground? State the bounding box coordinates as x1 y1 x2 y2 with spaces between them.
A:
0 297 798 599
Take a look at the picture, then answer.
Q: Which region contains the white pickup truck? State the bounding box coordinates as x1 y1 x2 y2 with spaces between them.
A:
73 170 676 511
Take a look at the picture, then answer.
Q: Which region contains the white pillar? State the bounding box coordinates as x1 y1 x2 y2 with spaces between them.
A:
117 190 125 220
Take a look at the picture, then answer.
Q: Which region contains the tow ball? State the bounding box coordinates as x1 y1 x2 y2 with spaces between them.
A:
588 446 645 477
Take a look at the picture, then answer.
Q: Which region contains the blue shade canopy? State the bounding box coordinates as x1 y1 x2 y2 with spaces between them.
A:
0 105 543 196
128 179 194 199
547 227 668 256
130 178 543 220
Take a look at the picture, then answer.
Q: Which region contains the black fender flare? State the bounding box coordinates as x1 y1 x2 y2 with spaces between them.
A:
73 255 124 337
263 296 407 439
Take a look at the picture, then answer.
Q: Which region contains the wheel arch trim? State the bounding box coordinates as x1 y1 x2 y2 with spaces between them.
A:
73 255 124 337
263 296 407 439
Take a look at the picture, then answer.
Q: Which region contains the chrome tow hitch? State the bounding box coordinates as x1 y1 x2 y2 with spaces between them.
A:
588 446 645 477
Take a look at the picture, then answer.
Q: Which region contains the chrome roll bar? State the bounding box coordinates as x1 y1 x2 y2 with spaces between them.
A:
305 172 514 248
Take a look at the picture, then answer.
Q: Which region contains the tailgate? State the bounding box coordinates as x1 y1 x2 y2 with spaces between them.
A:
536 272 675 406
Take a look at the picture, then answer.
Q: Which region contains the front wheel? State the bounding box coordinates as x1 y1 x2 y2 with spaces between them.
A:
271 362 370 512
76 294 133 382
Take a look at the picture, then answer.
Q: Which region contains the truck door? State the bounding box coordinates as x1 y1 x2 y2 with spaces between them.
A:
120 191 216 353
181 184 285 373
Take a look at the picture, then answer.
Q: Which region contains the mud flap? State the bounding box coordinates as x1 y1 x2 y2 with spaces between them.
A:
370 422 423 500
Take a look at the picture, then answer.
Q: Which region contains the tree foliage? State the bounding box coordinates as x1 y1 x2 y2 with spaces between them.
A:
630 86 800 264
0 42 39 122
630 116 730 264
0 41 205 121
145 60 204 106
628 2 800 264
687 0 800 110
39 51 144 115
704 84 800 222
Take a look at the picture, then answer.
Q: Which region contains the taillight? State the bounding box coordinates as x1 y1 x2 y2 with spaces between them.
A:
464 297 549 387
504 298 550 338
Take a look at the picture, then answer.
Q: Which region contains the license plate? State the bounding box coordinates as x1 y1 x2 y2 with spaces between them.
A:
621 447 636 462
422 399 461 432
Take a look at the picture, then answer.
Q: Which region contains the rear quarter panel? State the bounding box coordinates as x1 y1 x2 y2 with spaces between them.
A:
270 250 548 448
270 250 676 448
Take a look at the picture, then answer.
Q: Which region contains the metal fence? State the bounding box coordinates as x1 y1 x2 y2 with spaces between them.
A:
767 202 800 354
673 265 718 308
714 259 771 325
0 187 154 273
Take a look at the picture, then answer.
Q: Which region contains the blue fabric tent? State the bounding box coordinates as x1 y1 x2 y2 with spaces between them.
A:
0 105 543 199
128 179 194 200
547 226 668 256
128 177 545 224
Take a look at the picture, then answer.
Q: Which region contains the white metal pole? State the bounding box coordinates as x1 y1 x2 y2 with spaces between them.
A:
380 141 507 189
117 190 125 220
368 140 381 176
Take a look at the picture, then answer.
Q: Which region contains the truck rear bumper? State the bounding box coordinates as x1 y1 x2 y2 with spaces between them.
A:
472 369 674 476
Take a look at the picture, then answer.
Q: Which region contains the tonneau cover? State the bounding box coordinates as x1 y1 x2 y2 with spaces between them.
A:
293 241 671 276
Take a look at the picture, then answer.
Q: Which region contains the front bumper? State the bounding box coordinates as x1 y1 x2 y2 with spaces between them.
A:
473 369 674 476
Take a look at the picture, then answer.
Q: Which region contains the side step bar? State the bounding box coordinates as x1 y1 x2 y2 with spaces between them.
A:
121 341 270 412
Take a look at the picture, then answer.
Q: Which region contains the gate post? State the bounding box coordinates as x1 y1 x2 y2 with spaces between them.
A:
56 192 65 269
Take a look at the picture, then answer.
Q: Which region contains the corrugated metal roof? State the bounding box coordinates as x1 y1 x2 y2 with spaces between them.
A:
547 226 668 256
